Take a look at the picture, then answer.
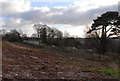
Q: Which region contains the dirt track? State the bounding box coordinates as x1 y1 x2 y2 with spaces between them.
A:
2 41 118 79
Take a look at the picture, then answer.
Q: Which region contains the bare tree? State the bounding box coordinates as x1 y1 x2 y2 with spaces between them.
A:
64 31 70 38
33 24 49 45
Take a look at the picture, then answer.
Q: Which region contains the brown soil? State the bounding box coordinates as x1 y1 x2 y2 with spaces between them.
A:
2 41 118 79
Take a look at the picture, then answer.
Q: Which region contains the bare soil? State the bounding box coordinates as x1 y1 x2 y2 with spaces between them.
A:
2 41 119 79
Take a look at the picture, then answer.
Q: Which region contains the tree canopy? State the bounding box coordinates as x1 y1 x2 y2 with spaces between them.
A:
88 11 120 38
87 11 120 54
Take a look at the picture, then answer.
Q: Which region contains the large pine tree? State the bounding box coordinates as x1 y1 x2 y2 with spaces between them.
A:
87 11 120 54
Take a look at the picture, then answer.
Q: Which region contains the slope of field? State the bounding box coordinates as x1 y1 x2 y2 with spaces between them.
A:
2 41 118 80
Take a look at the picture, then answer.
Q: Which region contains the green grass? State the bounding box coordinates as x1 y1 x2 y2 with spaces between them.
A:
97 67 118 76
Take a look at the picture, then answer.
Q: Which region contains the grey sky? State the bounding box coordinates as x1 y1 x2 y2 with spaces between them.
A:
0 0 119 37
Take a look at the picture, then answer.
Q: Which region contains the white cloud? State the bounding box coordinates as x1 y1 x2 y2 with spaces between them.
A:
2 0 118 27
0 20 4 27
1 0 119 37
73 0 119 11
21 4 116 26
59 25 85 37
5 18 22 27
1 0 31 16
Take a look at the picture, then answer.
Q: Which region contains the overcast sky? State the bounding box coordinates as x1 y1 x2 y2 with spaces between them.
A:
0 0 119 37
